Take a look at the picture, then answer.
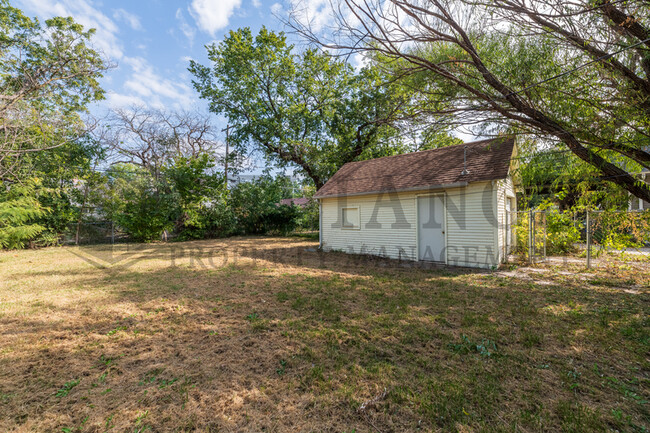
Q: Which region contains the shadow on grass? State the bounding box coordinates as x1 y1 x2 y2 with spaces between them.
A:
1 237 648 432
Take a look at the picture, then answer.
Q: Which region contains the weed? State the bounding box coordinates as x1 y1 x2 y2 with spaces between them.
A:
55 379 80 398
133 410 151 432
107 326 128 336
158 378 178 389
276 359 287 376
105 414 115 430
448 335 499 358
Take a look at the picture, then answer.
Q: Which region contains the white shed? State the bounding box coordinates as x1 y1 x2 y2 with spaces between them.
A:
314 137 518 269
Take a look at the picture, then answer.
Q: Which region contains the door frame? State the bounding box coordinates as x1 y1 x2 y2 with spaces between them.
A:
505 197 512 255
415 193 448 264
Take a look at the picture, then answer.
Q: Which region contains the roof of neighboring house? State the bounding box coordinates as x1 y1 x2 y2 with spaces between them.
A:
314 137 516 198
278 197 311 207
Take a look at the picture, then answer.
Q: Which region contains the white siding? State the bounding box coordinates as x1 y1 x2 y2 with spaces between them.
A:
320 181 503 269
320 191 418 261
496 178 517 262
445 182 498 268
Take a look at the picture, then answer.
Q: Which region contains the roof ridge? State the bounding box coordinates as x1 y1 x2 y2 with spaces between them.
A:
342 136 513 166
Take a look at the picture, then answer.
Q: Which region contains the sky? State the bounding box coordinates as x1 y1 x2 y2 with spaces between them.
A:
14 0 334 173
15 0 319 113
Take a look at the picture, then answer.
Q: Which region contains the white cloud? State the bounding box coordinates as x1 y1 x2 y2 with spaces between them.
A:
113 8 142 31
287 0 332 33
252 0 262 7
121 56 196 110
270 2 283 15
189 0 242 36
351 53 370 71
105 92 147 109
18 0 124 60
175 8 196 46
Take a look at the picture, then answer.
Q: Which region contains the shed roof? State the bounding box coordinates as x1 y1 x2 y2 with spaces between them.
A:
314 137 515 198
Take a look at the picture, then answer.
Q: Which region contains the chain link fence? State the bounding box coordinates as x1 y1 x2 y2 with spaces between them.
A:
507 209 650 268
61 222 176 245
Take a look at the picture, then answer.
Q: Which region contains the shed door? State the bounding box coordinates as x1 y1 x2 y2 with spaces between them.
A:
505 198 512 252
417 195 445 262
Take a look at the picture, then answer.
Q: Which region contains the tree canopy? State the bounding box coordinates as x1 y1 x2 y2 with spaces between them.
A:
0 0 107 181
289 0 650 201
189 27 419 188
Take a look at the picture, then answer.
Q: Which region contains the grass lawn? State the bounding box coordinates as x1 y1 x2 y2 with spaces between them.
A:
0 237 648 432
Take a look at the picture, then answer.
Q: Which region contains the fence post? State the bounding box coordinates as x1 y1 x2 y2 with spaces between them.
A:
586 210 591 269
111 222 115 245
528 209 534 265
543 212 547 261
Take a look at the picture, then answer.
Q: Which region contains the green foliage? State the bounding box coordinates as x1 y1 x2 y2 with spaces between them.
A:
543 210 583 254
296 187 319 231
163 155 223 240
190 27 413 188
55 379 80 398
591 210 650 249
0 1 107 249
517 145 632 210
0 181 48 249
90 161 307 242
448 334 499 358
513 208 583 256
228 175 303 236
0 1 106 179
92 164 176 242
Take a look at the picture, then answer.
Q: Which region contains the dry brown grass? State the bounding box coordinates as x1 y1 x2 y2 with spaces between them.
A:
0 236 648 432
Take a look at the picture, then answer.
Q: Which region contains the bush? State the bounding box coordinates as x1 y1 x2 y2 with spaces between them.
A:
513 209 582 255
591 210 650 249
545 209 582 254
0 182 48 249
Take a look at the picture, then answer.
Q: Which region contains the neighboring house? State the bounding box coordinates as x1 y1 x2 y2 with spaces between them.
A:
629 171 649 211
314 137 518 269
278 197 312 208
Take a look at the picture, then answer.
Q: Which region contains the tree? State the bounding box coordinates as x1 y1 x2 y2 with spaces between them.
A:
0 180 48 248
0 1 107 181
289 0 650 202
99 108 221 180
189 27 415 189
91 164 178 242
164 154 224 239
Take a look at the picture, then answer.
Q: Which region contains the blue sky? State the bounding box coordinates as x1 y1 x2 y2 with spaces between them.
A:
14 0 325 117
14 0 334 174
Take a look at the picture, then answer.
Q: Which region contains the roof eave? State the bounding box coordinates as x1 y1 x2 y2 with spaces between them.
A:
314 180 475 199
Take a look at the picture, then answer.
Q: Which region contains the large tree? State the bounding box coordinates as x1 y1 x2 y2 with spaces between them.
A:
0 1 107 181
189 27 418 189
99 107 221 180
289 0 650 201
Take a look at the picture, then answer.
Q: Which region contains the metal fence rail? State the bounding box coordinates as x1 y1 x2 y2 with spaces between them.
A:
507 209 650 269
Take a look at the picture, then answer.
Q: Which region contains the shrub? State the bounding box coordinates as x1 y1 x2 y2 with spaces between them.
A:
0 182 48 249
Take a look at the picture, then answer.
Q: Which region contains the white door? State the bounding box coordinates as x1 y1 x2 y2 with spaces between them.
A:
505 198 512 253
417 195 445 262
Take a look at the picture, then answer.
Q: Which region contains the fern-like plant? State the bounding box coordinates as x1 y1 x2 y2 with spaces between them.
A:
0 182 48 249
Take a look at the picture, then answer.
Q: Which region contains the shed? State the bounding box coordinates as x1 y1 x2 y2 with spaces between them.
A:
314 137 518 268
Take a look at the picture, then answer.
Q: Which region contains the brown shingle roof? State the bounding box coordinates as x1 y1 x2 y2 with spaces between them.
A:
314 137 515 198
278 197 311 207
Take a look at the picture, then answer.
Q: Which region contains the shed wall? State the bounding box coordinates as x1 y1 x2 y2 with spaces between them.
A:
320 181 500 268
496 178 517 262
